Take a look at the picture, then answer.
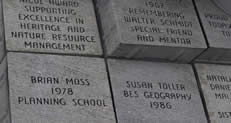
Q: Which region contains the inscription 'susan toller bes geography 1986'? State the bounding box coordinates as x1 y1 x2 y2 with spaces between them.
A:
195 0 231 63
3 0 102 56
96 0 207 62
108 59 207 123
7 52 116 123
0 57 10 123
195 64 231 123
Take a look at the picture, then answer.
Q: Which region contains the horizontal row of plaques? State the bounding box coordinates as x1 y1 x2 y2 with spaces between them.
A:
3 52 231 123
0 0 230 63
1 52 231 122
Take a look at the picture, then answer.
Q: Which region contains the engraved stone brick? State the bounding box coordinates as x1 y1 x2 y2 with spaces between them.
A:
7 52 116 123
3 0 102 56
108 59 207 123
96 0 207 63
195 63 231 123
195 0 231 63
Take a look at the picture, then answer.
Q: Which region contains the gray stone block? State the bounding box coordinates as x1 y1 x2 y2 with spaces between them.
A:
213 0 231 15
195 0 231 63
96 0 207 63
7 52 116 123
108 59 207 123
195 63 231 123
0 57 9 123
3 0 102 56
0 0 5 63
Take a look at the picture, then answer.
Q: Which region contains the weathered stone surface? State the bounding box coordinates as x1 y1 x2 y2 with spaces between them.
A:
213 0 231 15
96 0 207 62
108 59 207 123
0 0 5 63
7 52 115 123
0 57 9 123
195 0 231 63
3 0 102 56
195 63 231 123
0 39 4 63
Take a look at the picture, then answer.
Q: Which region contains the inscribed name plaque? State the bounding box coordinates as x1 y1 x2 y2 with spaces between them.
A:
7 53 116 123
108 59 207 123
195 64 231 123
195 0 231 63
96 0 207 62
3 0 102 56
0 58 10 123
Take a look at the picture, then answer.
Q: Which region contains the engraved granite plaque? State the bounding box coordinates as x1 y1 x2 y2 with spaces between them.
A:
7 53 116 123
96 0 207 62
195 0 231 63
108 59 207 123
3 0 102 56
0 57 10 123
195 63 231 123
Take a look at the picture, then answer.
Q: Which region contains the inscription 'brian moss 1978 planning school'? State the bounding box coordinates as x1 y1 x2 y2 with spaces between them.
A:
7 52 116 123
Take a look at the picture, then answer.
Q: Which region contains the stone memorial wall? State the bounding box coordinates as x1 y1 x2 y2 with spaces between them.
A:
0 0 231 123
